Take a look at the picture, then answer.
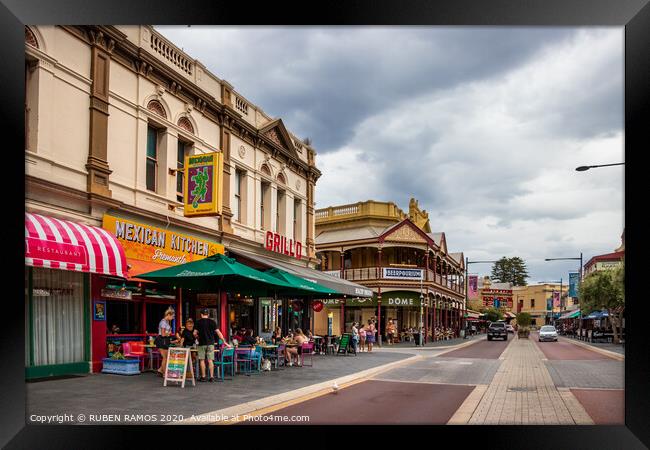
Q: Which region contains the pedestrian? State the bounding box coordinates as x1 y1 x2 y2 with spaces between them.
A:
195 308 231 382
365 319 376 352
386 319 396 345
358 323 366 352
351 322 360 352
154 308 179 377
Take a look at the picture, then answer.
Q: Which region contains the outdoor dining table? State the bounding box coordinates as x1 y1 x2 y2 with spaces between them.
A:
143 344 159 373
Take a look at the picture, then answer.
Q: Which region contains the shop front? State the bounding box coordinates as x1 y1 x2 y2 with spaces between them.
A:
94 213 224 372
25 212 128 379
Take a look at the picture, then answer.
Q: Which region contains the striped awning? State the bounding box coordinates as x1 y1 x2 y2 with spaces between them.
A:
25 212 128 278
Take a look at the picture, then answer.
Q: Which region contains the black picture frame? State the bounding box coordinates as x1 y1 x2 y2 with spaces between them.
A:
4 0 649 447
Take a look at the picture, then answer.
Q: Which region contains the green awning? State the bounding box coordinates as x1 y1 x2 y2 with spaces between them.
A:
137 253 305 295
264 268 338 295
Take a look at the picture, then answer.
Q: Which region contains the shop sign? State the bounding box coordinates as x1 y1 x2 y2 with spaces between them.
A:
103 214 224 267
483 296 513 308
384 291 428 307
26 237 88 266
382 267 423 280
183 152 223 217
101 288 132 300
265 231 302 260
312 300 324 312
319 298 378 307
94 301 106 321
323 270 340 278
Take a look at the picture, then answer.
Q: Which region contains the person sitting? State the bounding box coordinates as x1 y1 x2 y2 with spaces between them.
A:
283 328 309 366
241 329 257 346
272 326 283 344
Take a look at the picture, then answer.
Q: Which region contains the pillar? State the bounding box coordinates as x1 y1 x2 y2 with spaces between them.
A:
377 287 382 347
340 297 346 335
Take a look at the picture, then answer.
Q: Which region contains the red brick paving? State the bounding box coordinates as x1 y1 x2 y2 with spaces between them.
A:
240 380 475 425
533 333 613 360
570 389 624 424
441 337 510 359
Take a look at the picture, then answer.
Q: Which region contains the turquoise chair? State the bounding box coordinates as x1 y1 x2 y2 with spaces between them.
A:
213 347 235 381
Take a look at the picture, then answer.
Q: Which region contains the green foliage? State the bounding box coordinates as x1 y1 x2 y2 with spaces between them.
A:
516 312 532 327
579 263 624 313
484 307 503 323
490 257 530 286
110 351 125 360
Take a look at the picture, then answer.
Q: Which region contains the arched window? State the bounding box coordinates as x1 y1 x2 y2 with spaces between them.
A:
276 172 286 185
177 116 194 134
25 26 38 49
260 164 271 177
147 100 167 119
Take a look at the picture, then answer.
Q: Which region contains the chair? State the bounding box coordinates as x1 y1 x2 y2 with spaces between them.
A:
300 342 314 367
213 347 235 381
122 341 146 372
265 344 283 370
326 336 337 355
235 348 254 375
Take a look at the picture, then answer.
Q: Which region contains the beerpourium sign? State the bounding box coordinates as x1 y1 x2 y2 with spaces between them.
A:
184 152 223 217
382 268 424 280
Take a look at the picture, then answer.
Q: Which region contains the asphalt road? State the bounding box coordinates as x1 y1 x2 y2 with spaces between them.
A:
442 335 510 359
242 380 475 425
533 333 614 360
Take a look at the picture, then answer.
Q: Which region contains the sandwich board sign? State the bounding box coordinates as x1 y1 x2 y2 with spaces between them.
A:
337 333 355 356
163 347 195 388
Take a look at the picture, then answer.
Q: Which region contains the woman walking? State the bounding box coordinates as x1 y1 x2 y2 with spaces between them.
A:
154 308 178 377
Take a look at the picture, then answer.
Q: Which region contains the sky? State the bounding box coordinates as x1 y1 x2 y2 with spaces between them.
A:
156 26 624 283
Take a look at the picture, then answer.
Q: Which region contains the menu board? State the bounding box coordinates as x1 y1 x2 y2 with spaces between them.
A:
163 347 195 388
337 333 352 355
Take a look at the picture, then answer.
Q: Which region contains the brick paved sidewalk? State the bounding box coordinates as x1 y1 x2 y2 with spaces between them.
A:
467 337 594 425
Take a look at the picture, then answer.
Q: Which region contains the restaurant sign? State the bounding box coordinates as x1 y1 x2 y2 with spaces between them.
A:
265 231 303 260
101 288 132 300
102 214 224 267
184 152 223 217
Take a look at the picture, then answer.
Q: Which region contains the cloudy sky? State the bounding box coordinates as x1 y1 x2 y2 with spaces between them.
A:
157 26 624 283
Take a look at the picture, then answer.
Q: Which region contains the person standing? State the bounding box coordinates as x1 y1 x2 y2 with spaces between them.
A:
358 323 367 352
155 308 178 377
365 319 376 352
386 319 396 345
195 309 230 382
351 322 360 353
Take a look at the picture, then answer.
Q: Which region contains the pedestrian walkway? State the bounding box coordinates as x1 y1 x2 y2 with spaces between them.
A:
466 337 594 425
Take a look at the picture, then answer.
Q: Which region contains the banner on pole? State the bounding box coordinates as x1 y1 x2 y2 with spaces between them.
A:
569 272 579 298
468 275 478 300
552 291 560 308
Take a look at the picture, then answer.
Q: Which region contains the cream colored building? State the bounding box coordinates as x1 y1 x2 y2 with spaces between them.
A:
512 283 570 327
24 25 324 378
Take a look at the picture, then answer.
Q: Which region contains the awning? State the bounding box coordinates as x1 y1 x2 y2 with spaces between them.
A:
25 212 127 278
558 310 581 320
505 312 516 318
585 310 609 320
228 248 374 298
125 259 170 282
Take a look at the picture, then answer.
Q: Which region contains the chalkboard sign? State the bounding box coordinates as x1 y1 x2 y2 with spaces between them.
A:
337 333 352 355
163 347 195 388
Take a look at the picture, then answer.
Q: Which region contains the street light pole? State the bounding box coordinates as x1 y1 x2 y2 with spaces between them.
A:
575 162 624 171
465 259 500 336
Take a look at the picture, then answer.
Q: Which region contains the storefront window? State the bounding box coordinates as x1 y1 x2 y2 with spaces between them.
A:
30 267 85 366
105 300 141 334
260 298 272 333
146 303 176 334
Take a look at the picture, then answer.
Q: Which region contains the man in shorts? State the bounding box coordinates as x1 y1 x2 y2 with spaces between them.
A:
196 309 231 382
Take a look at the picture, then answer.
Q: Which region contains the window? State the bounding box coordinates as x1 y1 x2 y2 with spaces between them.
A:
531 298 535 308
234 169 244 222
176 140 190 202
276 189 286 234
293 198 299 241
261 181 270 230
146 126 158 192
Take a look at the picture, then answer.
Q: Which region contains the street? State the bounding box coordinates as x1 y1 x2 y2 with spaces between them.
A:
241 333 623 425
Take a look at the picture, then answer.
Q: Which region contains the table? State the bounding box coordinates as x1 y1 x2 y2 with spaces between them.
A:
143 344 159 372
312 336 324 354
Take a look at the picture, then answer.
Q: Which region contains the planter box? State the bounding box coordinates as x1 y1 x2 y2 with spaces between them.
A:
101 358 141 375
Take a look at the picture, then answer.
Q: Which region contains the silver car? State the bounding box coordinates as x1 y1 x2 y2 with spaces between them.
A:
539 325 558 342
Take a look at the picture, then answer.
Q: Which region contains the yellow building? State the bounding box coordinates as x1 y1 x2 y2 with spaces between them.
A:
512 283 570 327
314 198 466 342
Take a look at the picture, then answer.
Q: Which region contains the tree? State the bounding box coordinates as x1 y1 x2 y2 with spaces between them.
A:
484 307 503 323
516 312 532 327
579 263 625 344
491 257 530 286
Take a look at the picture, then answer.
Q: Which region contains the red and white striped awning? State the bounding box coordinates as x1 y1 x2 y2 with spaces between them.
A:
25 212 128 278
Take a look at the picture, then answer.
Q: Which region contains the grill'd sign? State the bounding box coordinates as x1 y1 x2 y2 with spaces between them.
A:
265 231 302 260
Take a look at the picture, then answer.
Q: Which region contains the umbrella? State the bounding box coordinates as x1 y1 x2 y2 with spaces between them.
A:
136 253 305 295
264 268 338 295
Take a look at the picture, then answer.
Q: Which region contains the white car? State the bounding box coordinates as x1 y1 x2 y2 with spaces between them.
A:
506 324 515 333
538 325 558 342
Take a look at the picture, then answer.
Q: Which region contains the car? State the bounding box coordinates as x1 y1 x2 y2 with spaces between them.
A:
506 324 515 334
487 322 508 341
538 325 558 342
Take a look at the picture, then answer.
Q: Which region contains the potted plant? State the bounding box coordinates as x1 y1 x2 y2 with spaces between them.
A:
516 312 532 338
102 350 141 375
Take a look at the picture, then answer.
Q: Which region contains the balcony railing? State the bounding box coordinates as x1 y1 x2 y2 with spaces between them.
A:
327 266 464 294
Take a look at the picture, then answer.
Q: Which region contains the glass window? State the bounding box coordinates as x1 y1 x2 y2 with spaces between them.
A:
176 140 189 203
234 169 243 222
105 300 141 334
146 126 158 192
531 298 535 308
146 303 176 335
261 182 269 230
30 268 85 366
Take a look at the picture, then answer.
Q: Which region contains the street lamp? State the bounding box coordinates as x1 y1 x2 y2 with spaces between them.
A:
465 258 500 338
575 162 624 171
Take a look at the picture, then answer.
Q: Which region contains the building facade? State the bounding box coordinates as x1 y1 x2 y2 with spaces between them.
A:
24 25 324 377
314 198 466 342
512 283 569 327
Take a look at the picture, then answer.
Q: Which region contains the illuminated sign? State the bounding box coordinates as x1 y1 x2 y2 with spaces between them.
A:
264 231 302 260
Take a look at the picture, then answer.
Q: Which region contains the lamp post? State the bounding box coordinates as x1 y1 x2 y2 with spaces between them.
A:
575 163 624 171
465 258 499 338
419 273 424 347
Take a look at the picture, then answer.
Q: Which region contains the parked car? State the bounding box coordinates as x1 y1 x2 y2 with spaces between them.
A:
538 325 558 342
506 324 515 334
487 322 508 341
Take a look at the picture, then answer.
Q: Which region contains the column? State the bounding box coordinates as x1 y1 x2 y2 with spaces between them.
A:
377 287 382 347
340 297 346 335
